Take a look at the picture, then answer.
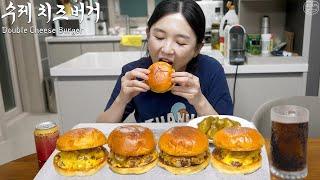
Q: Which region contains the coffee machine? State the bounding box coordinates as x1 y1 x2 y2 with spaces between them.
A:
227 25 246 65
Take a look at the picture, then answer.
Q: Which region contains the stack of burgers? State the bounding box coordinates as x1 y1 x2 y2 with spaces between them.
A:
53 128 108 176
158 126 210 175
211 127 265 174
107 125 158 174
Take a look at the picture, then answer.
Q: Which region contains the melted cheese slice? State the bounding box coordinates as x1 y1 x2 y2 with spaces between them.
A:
54 147 106 170
221 149 260 167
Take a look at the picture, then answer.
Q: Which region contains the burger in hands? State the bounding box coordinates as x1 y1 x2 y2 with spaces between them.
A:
158 126 210 175
53 128 108 176
211 127 265 174
146 60 175 93
107 125 158 174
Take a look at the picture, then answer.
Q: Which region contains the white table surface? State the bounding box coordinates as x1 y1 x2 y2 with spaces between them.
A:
34 123 270 180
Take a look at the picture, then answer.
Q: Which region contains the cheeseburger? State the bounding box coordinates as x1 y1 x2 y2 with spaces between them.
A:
107 125 158 174
146 61 175 93
158 126 210 175
53 128 108 176
211 127 265 174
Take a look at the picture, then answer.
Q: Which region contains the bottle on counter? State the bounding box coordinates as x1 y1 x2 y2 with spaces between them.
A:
219 20 227 55
261 33 272 56
219 1 239 56
211 7 222 50
260 16 272 56
261 16 270 34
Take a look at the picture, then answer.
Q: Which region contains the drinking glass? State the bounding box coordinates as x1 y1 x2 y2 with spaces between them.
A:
270 105 309 179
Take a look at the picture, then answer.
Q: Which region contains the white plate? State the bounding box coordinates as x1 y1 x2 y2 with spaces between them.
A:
187 115 256 143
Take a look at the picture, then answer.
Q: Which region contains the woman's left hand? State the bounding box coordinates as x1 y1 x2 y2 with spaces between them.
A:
171 72 205 106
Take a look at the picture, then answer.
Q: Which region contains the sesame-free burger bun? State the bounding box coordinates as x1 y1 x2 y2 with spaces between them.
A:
159 126 209 156
56 128 107 151
146 61 175 93
213 127 265 151
107 125 156 156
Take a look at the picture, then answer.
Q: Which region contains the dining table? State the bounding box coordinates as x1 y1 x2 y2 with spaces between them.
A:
0 137 319 180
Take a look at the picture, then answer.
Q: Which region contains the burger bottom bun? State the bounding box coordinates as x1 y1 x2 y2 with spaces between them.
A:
109 159 158 175
211 155 262 174
53 156 107 176
158 155 210 175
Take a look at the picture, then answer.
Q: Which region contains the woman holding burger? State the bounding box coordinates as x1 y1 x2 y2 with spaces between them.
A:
97 0 233 123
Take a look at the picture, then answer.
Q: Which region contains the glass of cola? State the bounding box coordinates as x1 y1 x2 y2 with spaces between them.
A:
270 105 309 179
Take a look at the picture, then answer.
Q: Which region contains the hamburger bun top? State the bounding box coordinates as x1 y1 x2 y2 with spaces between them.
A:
146 61 175 93
107 125 156 156
213 127 265 151
56 128 107 151
159 126 208 156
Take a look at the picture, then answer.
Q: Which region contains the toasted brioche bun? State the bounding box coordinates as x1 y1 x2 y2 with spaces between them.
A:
158 155 210 175
109 158 158 174
107 125 156 156
53 151 108 176
213 127 265 151
159 126 208 156
57 128 107 151
146 61 175 93
211 153 262 174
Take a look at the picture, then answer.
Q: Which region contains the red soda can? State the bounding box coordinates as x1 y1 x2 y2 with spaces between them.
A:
34 121 59 169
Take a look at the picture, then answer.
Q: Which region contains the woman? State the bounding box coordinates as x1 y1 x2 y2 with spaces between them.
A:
97 0 233 123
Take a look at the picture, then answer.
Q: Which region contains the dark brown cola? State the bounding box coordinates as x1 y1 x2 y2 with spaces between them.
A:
271 121 308 171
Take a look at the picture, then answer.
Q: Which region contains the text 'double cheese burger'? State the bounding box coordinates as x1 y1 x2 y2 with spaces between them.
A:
158 126 210 175
53 128 108 176
211 127 265 174
107 125 158 174
146 61 175 93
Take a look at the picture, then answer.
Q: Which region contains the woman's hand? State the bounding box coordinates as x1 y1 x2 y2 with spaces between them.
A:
118 68 150 104
171 72 205 106
171 72 218 116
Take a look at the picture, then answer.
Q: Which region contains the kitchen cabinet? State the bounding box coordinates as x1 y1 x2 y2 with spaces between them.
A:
54 77 117 132
47 43 81 68
47 42 116 67
226 73 307 120
239 0 306 55
46 37 147 67
81 42 114 53
113 42 147 51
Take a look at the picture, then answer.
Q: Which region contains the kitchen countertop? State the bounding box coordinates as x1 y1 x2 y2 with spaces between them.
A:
50 49 308 77
45 35 148 43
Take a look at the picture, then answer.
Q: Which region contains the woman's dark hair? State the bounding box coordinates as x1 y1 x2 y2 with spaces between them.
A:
147 0 206 74
148 0 205 44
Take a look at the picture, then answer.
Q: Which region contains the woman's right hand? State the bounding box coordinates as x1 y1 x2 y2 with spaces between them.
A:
118 68 150 104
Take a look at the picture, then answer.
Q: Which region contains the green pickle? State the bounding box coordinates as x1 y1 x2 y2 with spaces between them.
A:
197 117 213 133
207 126 218 139
197 116 242 140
